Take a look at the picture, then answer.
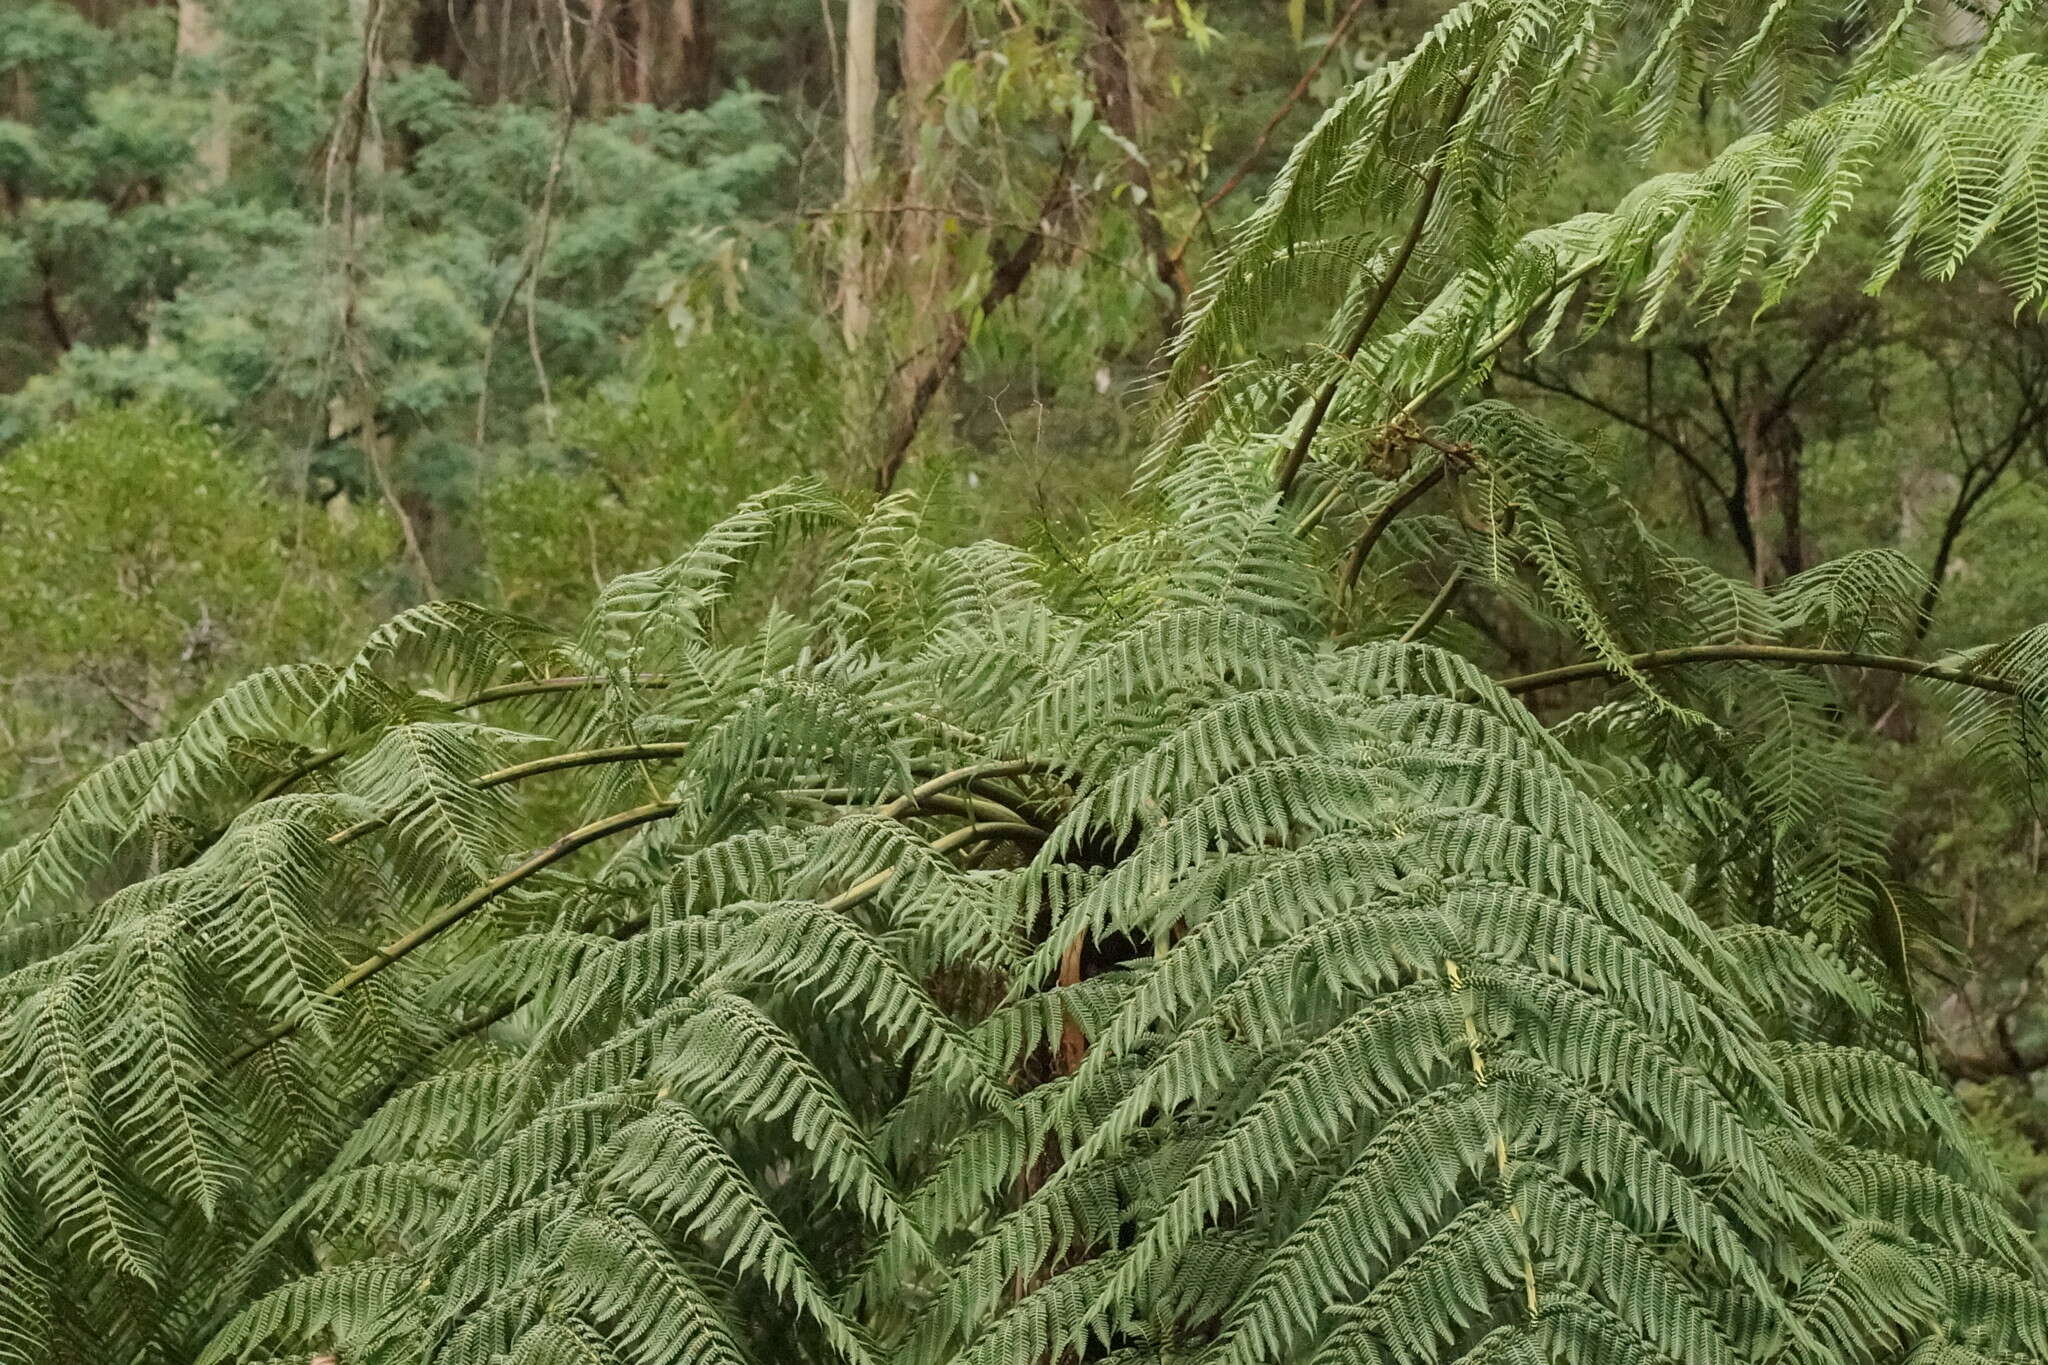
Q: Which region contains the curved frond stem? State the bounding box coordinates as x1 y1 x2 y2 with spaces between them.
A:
1395 254 1609 424
1340 456 1447 592
455 672 675 710
1497 644 2029 699
251 747 348 802
392 770 1056 1085
467 741 694 791
326 741 698 846
1274 75 1478 497
260 694 1043 829
892 791 1036 827
1292 479 1350 537
877 760 1062 820
226 760 1054 1068
224 799 684 1068
818 820 1047 914
247 675 680 804
1399 564 1467 642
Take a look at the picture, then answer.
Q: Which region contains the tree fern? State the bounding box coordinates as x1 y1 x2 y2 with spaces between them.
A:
11 6 2048 1364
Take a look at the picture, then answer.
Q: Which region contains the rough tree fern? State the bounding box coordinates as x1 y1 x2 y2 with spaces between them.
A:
9 4 2048 1364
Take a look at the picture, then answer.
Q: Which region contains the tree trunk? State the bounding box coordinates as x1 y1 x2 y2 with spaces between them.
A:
1080 0 1186 329
175 0 232 188
1936 0 1996 48
618 0 652 104
1743 409 1806 588
338 0 437 598
665 0 717 107
901 0 961 100
346 0 387 190
875 157 1072 490
587 0 620 110
410 0 474 85
838 0 880 348
897 0 962 314
7 52 33 141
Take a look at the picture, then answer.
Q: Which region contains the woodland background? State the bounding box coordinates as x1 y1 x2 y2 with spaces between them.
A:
8 0 2048 1236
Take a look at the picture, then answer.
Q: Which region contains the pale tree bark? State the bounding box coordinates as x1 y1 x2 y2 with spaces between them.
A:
838 0 880 347
665 0 717 106
6 67 32 127
345 0 387 191
614 0 718 108
1080 0 1186 329
335 0 438 598
610 0 715 107
897 0 962 315
1935 0 1997 48
901 0 961 104
875 151 1075 490
587 0 621 110
175 0 232 189
621 0 653 103
6 27 32 189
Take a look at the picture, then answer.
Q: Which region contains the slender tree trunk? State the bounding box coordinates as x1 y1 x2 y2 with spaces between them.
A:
1936 0 1997 47
621 0 653 104
1743 409 1806 587
1080 0 1186 329
901 0 961 101
1057 936 1087 1074
337 0 438 598
898 0 962 315
666 0 716 106
574 0 613 110
346 0 387 193
175 0 232 189
838 0 880 348
6 65 33 126
410 0 474 86
875 156 1073 490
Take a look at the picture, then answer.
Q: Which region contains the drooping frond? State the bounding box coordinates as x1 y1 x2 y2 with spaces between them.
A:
1161 49 2048 493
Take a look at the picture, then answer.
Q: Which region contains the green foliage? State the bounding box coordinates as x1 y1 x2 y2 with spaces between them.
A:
0 408 391 837
0 0 789 472
1162 0 2048 471
479 324 837 625
5 81 787 443
0 409 385 662
0 3 200 381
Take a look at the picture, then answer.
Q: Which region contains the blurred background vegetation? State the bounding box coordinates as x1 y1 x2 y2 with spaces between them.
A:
7 0 2048 1233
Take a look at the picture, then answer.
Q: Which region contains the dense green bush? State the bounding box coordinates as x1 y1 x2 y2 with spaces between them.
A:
0 409 391 836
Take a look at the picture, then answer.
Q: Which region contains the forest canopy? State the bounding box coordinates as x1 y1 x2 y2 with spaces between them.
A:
10 1 2048 1362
